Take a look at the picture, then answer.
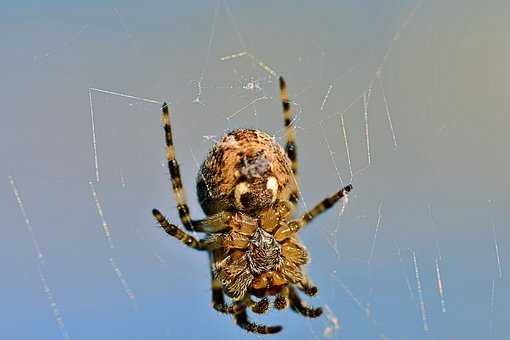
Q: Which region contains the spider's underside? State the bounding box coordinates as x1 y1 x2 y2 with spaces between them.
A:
152 77 352 334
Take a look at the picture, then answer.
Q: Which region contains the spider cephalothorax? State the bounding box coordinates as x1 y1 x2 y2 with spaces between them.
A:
152 77 352 334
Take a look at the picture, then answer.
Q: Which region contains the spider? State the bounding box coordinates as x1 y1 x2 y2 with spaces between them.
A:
152 77 352 334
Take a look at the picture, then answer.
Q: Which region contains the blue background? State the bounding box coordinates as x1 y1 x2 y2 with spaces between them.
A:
1 1 509 339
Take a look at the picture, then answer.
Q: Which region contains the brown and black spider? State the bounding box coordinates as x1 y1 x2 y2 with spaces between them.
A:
152 77 352 334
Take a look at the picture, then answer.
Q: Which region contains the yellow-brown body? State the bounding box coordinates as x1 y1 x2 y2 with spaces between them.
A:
152 78 352 334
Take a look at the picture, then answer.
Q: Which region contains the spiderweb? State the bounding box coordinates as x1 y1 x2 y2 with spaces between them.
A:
3 1 509 339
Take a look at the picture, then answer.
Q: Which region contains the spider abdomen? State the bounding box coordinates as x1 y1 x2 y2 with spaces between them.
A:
197 129 294 216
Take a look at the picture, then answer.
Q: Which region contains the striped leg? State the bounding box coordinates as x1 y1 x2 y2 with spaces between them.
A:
288 286 322 318
274 184 352 241
152 209 205 250
234 309 282 334
279 77 299 205
161 103 194 231
300 184 353 225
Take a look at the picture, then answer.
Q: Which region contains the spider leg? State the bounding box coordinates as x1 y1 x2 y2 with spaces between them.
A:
152 209 206 250
274 286 289 310
279 77 299 206
161 103 198 231
298 276 319 297
301 184 352 224
209 249 248 314
191 211 232 233
288 286 322 318
234 309 282 334
274 184 352 241
250 297 270 314
210 263 246 313
189 219 229 233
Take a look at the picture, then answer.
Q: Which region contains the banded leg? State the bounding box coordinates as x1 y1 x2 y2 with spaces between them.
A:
161 103 195 231
301 184 353 224
279 77 299 205
274 184 352 241
152 209 205 250
250 297 269 314
288 286 322 318
234 309 282 334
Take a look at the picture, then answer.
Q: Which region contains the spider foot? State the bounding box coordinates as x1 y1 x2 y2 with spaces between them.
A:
251 298 269 314
274 294 288 310
301 285 318 296
291 304 323 318
235 310 282 334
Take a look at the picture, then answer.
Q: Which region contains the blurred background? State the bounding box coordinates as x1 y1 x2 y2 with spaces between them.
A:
1 0 509 339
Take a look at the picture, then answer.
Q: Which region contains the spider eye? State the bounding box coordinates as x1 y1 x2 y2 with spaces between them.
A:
234 177 278 213
266 176 278 203
234 182 250 209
